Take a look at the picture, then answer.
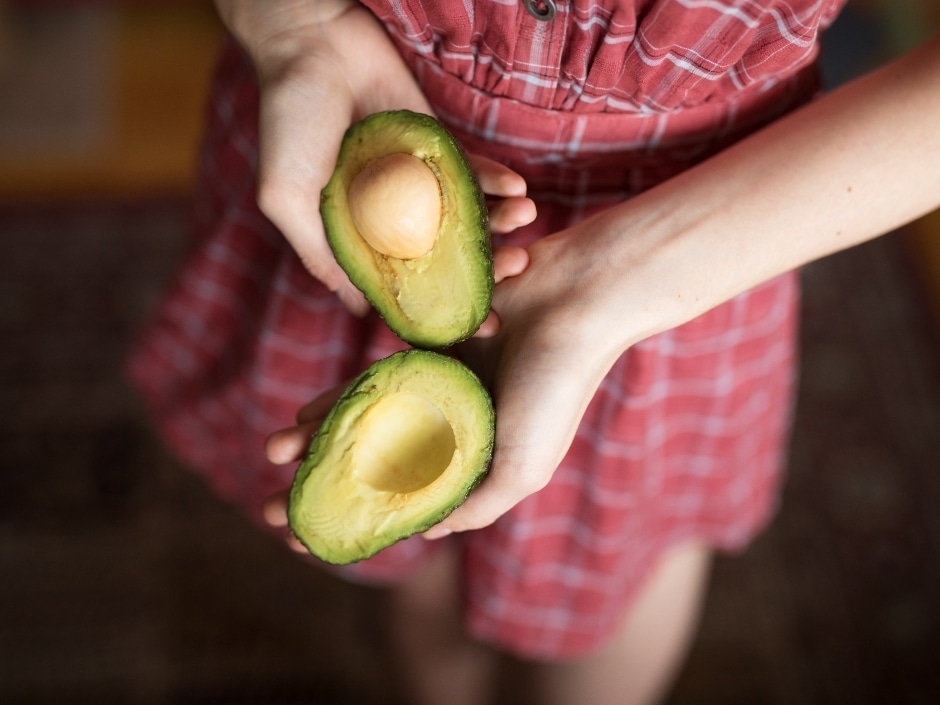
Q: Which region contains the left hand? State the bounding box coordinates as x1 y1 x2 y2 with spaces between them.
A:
422 216 626 538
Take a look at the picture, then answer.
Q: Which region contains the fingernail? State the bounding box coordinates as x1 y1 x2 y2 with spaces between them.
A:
288 534 308 554
338 286 369 317
423 527 452 541
262 502 288 528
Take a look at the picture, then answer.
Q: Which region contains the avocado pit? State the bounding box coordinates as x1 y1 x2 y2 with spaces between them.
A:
347 152 442 260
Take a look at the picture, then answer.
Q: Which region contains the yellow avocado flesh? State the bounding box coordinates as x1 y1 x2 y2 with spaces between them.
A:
355 392 457 493
296 391 465 544
288 350 494 565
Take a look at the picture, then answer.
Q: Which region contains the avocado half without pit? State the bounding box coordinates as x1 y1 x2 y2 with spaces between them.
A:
287 350 495 565
321 110 493 349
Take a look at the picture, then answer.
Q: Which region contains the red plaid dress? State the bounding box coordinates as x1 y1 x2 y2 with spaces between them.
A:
128 0 847 659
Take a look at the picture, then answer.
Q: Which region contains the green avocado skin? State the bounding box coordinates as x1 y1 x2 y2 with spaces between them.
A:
287 350 494 565
321 110 493 350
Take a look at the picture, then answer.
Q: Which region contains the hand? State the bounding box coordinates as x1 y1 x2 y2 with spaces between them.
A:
218 1 535 319
423 218 625 538
228 1 430 314
261 247 533 544
264 214 622 544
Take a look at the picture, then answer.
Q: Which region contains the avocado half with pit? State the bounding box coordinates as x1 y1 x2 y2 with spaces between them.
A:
321 110 492 349
287 349 494 565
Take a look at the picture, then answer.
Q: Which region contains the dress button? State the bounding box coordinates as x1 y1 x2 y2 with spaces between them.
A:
524 0 557 21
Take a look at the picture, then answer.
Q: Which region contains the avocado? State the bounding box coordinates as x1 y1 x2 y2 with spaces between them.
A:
321 110 493 349
287 349 495 565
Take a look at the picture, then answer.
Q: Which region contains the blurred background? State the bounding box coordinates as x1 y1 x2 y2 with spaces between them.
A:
1 1 939 703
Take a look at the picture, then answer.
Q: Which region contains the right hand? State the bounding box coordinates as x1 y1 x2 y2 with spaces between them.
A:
217 0 433 314
217 1 535 318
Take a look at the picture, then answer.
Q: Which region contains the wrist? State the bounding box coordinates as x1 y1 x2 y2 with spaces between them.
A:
215 0 354 72
564 193 724 357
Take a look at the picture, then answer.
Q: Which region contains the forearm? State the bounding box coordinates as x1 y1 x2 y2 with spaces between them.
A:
583 32 940 357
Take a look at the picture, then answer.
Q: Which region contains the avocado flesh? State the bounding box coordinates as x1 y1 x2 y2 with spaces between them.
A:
288 350 495 565
321 110 492 349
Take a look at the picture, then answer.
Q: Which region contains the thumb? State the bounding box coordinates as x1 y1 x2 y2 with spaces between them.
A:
257 164 370 316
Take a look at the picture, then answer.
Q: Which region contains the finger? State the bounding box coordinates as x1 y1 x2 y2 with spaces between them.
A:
468 154 528 198
287 533 310 554
257 172 372 317
297 383 349 423
488 196 537 235
424 350 601 538
423 526 452 540
422 464 534 539
262 490 290 528
264 420 321 465
493 245 529 283
475 248 528 338
474 309 500 338
335 280 370 317
261 488 310 555
256 85 371 317
473 248 527 338
422 432 546 538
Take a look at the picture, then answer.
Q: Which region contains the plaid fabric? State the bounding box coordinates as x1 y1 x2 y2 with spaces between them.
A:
128 0 845 659
371 0 844 113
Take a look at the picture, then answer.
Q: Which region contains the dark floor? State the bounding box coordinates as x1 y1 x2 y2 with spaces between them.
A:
2 188 940 705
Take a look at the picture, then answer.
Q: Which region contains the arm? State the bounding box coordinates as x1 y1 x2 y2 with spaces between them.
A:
423 31 940 537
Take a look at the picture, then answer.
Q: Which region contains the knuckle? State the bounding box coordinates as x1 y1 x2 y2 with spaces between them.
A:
501 456 553 498
517 470 550 496
256 175 297 220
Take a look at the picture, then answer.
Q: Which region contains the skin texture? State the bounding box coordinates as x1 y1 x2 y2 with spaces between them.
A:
219 2 940 703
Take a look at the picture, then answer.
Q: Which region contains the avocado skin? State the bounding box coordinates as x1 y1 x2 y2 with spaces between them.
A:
321 110 493 349
287 349 494 565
